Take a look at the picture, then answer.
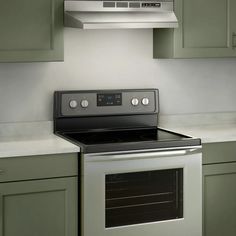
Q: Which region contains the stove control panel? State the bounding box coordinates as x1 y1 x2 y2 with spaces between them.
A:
59 89 158 117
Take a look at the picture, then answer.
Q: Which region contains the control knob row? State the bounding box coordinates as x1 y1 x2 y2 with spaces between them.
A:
69 99 89 109
131 97 149 106
69 97 149 108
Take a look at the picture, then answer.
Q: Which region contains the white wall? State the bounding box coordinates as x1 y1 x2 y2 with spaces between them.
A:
0 28 236 122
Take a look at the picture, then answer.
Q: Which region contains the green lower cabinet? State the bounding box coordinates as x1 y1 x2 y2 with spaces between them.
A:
202 142 236 236
0 177 78 236
0 0 64 62
153 0 236 58
203 163 236 236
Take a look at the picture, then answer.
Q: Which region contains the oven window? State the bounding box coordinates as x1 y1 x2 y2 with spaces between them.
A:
105 168 183 228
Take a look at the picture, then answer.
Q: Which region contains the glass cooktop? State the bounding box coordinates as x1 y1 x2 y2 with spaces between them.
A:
63 129 189 145
60 128 201 153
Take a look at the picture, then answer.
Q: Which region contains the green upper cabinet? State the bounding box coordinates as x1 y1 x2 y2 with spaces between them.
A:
153 0 236 58
0 0 64 62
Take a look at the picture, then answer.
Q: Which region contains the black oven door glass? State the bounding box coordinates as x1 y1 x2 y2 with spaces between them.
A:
105 168 183 228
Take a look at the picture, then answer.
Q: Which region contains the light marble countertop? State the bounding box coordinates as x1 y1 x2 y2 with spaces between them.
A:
159 112 236 144
1 112 236 158
0 121 80 158
160 124 236 143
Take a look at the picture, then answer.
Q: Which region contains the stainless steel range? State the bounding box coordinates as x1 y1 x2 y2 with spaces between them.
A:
54 89 202 236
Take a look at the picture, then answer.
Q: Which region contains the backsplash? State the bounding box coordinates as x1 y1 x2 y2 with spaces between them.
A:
0 28 236 122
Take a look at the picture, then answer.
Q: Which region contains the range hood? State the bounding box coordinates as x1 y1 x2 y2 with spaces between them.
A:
64 0 178 29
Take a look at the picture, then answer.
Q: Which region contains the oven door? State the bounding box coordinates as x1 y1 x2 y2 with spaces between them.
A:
81 147 202 236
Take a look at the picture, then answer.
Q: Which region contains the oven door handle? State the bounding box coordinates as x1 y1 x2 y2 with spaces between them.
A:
86 148 201 162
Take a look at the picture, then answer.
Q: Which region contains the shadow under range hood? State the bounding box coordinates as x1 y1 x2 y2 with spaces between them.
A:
64 0 178 29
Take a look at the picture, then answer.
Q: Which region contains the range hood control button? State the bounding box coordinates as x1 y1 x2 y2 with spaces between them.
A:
81 100 89 108
131 98 139 106
142 98 149 106
69 100 78 109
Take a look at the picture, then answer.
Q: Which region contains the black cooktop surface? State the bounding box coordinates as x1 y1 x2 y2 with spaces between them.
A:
59 128 201 153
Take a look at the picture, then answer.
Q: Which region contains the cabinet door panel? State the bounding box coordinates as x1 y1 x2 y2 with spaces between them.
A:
0 177 77 236
203 163 236 236
0 0 63 62
182 0 228 48
174 0 235 57
0 0 52 50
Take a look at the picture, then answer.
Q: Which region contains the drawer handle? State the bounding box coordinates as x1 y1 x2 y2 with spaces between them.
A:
0 169 4 174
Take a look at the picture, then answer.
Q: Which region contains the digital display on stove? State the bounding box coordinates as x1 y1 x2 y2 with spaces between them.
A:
97 93 122 106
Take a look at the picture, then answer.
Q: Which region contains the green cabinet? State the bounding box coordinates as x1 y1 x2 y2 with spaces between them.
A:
153 0 236 58
203 163 236 236
0 177 77 236
0 153 78 236
0 0 64 62
202 142 236 236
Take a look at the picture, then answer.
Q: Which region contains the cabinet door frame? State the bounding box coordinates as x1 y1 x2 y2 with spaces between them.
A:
203 162 236 236
0 177 77 236
174 0 236 58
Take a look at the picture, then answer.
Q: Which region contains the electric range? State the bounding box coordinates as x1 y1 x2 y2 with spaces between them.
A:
54 88 202 236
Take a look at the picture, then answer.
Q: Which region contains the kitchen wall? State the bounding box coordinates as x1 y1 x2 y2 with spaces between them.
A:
0 28 236 123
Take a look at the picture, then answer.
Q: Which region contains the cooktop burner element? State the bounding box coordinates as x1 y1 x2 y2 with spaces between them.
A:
54 89 201 153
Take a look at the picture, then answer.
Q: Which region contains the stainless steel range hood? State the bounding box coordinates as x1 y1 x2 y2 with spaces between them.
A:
64 0 178 29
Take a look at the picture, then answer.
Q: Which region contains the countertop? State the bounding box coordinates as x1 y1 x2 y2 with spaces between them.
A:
0 121 80 158
159 112 236 144
1 113 236 158
161 124 236 143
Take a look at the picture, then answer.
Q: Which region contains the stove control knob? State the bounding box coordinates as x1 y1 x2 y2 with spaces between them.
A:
131 98 139 106
142 97 149 106
69 100 78 109
81 99 89 108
